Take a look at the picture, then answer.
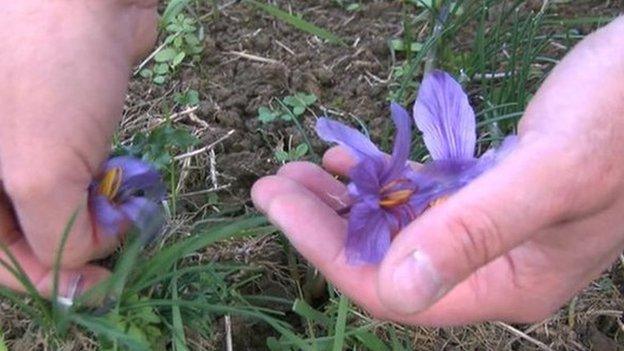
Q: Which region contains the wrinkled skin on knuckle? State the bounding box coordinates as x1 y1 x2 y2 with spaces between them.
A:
444 206 504 274
2 147 93 203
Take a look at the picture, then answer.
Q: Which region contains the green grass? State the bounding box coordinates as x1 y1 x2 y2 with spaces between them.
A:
1 1 621 350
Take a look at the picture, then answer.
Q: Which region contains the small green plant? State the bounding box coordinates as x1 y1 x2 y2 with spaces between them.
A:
116 124 199 170
99 295 165 350
141 13 204 84
334 0 363 12
257 92 317 123
174 89 200 107
274 140 309 163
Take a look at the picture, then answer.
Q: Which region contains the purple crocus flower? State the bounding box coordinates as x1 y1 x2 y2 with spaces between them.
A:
413 70 517 197
316 70 516 264
88 156 166 242
317 103 439 264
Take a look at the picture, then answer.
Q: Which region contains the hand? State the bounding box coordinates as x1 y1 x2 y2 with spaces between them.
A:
0 0 157 298
252 16 624 325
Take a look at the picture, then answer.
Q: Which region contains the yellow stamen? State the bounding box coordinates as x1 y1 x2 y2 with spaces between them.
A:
380 189 413 208
428 196 449 208
98 167 123 200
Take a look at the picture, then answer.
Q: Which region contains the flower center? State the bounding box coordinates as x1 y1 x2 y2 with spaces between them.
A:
98 167 123 201
379 189 414 208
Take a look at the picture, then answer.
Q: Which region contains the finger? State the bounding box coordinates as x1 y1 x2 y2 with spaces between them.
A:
322 146 357 177
323 146 423 178
2 154 119 267
0 238 109 302
277 161 349 209
252 175 388 313
376 137 596 314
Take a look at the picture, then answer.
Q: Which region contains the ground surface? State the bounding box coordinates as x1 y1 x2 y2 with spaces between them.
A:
2 1 624 350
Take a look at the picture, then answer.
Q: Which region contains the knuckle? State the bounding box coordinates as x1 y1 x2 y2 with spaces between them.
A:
3 167 64 201
444 206 504 271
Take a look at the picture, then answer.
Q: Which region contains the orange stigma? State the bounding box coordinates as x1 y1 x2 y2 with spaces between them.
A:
379 189 413 208
98 167 123 200
428 196 449 208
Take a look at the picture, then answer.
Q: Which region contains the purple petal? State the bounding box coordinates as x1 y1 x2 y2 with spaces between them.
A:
346 200 392 264
348 160 383 196
413 70 476 161
90 194 127 237
105 156 166 201
119 196 164 243
316 117 384 162
382 102 413 181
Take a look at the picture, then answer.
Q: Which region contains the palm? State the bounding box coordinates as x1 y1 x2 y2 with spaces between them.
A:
252 144 624 325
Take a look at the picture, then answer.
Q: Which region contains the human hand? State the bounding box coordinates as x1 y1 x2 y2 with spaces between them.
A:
0 0 157 298
252 16 624 325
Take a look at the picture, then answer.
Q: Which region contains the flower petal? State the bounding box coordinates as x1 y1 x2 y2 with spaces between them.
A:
89 194 127 237
316 117 384 162
105 156 166 201
119 196 164 243
382 102 413 181
348 160 383 196
346 200 392 264
413 70 476 161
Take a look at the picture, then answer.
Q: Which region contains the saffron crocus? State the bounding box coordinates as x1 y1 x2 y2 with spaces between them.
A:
317 103 439 264
88 156 166 242
413 70 517 197
316 70 516 264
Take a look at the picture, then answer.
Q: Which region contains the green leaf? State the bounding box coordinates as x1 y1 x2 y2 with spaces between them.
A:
70 314 150 351
354 330 390 351
154 63 169 75
0 330 7 351
139 68 153 78
274 150 289 162
292 106 305 115
155 48 178 63
292 299 330 327
171 268 188 351
294 143 308 158
153 75 167 85
258 107 277 123
246 0 345 46
172 51 186 66
390 39 423 52
332 295 349 351
161 0 191 26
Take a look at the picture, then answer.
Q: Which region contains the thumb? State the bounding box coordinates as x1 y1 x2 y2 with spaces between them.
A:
376 135 599 314
3 150 118 268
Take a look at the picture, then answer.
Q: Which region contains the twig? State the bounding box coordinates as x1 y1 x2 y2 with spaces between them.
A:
275 40 296 55
173 130 235 161
496 322 554 351
225 315 233 351
227 51 280 65
175 184 231 199
133 35 178 76
209 148 219 189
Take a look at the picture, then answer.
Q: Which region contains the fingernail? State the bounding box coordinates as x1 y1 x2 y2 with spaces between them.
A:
391 250 446 313
57 274 84 310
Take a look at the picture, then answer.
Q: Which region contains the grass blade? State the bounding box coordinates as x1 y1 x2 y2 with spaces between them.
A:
69 314 150 351
292 299 330 327
332 295 349 351
171 266 188 351
246 0 345 46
